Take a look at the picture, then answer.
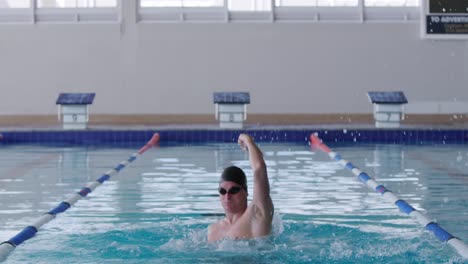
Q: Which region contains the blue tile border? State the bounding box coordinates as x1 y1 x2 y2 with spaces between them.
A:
0 129 467 145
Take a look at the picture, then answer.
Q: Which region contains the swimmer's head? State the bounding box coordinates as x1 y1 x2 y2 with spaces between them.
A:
220 166 247 191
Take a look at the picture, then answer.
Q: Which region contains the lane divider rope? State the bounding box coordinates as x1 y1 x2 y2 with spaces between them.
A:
0 133 160 262
310 133 468 260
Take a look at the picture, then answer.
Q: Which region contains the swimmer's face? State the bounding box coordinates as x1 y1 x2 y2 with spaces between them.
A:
219 181 247 214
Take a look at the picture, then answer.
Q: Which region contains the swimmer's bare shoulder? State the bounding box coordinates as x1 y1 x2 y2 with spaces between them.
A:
207 219 226 242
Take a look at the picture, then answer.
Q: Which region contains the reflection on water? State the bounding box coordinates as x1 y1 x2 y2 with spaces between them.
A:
0 143 467 263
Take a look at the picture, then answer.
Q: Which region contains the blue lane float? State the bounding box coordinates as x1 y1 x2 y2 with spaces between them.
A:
0 133 160 263
310 133 468 260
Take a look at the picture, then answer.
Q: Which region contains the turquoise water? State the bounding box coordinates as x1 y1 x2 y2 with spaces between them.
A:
0 143 467 263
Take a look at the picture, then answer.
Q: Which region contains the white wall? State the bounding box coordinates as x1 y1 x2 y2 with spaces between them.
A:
0 11 467 115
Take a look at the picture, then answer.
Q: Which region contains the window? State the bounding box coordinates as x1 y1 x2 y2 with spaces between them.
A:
275 0 359 7
0 0 118 23
0 1 422 23
365 0 418 7
139 0 421 8
0 0 30 8
275 0 419 7
138 0 420 21
140 0 223 8
37 0 117 8
228 0 271 11
35 0 118 22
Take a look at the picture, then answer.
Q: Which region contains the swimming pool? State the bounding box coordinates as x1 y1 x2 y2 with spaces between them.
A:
0 138 467 263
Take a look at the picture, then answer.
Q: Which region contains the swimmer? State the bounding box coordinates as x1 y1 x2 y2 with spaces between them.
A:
208 134 274 242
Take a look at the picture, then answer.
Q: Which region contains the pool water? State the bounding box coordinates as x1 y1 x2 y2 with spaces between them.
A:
0 142 467 263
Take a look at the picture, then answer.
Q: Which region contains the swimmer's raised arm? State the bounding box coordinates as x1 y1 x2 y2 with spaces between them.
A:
238 134 273 217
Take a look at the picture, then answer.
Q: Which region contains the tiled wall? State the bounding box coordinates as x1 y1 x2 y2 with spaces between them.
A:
0 129 467 145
